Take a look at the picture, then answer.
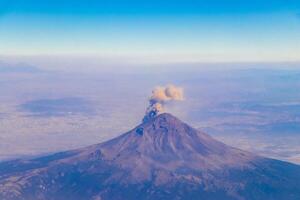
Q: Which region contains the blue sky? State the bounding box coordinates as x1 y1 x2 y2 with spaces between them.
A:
0 0 300 62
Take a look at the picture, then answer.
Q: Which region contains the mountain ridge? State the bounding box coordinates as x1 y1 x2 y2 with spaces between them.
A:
0 113 300 200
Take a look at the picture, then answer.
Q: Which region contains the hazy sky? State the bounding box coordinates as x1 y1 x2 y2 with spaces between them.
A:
0 0 300 62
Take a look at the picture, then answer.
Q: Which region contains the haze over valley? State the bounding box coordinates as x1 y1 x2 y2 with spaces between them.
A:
0 60 299 164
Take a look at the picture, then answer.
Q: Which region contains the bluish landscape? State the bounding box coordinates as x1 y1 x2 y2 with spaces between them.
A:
0 0 299 199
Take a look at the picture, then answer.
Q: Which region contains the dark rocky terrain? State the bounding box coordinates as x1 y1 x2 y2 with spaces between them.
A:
0 113 300 200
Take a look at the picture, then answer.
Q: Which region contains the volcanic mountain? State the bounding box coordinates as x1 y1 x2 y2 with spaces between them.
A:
0 113 300 200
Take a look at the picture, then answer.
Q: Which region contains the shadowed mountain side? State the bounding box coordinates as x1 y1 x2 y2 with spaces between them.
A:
0 113 300 200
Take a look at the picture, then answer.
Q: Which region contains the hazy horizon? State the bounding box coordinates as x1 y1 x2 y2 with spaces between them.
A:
1 0 300 62
0 59 299 165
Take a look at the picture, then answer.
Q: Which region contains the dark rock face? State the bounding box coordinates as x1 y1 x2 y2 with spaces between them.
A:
0 113 300 200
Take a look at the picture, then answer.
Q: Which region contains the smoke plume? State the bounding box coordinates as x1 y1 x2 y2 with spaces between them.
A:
143 85 184 122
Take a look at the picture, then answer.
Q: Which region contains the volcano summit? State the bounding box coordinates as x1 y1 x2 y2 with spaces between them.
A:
0 113 300 200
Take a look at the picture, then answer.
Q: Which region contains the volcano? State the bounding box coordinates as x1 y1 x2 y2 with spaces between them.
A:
1 113 300 200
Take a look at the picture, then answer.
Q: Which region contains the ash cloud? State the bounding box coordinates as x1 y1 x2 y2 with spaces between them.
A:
143 85 184 122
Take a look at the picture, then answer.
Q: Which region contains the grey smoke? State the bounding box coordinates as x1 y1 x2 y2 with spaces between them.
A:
143 85 184 122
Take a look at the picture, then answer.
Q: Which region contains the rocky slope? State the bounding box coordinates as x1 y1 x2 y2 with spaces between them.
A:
0 113 300 200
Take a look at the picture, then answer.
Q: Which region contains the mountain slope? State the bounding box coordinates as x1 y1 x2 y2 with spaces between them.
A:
0 113 300 200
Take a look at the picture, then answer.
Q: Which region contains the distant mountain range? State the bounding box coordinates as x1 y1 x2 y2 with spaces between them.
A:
0 61 42 73
0 113 300 200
